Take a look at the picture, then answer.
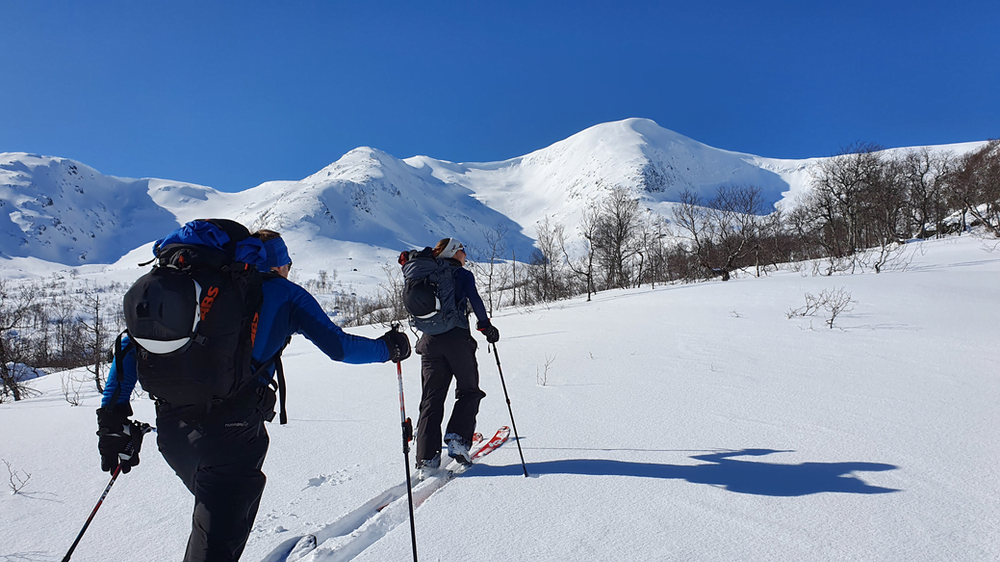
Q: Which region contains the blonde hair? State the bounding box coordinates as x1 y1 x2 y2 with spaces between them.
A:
432 238 452 257
432 238 465 259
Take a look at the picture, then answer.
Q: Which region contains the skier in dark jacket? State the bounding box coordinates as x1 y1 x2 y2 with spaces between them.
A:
414 237 500 470
96 229 411 562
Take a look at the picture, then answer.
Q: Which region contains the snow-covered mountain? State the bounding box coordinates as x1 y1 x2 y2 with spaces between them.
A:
407 118 800 232
0 119 987 279
0 153 186 264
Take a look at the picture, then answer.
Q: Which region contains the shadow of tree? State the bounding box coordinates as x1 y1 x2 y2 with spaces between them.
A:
468 448 900 496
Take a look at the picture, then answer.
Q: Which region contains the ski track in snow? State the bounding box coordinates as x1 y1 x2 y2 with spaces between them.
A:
264 434 505 562
260 481 407 562
262 466 467 561
253 465 361 544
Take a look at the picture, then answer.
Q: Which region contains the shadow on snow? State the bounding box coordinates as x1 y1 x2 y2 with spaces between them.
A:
469 448 900 496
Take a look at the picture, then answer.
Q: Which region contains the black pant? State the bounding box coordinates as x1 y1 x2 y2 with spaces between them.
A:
415 328 486 462
156 401 270 562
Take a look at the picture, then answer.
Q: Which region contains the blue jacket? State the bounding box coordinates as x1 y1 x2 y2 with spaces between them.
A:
452 265 490 330
102 275 390 407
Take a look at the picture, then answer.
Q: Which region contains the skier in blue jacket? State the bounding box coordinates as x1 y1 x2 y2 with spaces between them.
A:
96 228 410 562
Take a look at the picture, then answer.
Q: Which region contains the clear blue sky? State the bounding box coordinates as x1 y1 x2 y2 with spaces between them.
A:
2 1 997 192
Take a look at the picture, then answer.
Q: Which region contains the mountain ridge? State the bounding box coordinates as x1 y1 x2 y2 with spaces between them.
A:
0 119 987 273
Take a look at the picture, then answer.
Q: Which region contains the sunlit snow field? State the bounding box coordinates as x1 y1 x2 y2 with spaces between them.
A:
2 236 998 561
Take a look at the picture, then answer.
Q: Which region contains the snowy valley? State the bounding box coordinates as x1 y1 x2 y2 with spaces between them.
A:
1 235 997 561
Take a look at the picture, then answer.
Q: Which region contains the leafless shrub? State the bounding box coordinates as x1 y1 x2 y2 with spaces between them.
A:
786 292 822 318
61 372 86 406
475 223 510 315
3 459 31 494
823 288 857 328
536 354 555 386
811 255 853 277
787 287 857 329
80 290 111 393
978 234 1000 253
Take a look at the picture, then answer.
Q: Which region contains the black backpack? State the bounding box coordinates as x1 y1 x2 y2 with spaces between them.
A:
119 219 268 407
399 248 465 335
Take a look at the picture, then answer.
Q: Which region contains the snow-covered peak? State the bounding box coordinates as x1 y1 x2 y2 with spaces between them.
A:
232 145 537 261
405 118 792 234
303 147 398 184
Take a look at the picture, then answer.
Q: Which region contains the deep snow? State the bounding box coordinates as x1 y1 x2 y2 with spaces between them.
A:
1 235 998 561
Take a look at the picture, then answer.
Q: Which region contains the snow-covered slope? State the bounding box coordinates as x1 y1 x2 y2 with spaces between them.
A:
0 149 539 285
746 140 989 211
0 119 987 279
226 147 538 266
2 236 997 561
0 153 187 263
408 118 794 231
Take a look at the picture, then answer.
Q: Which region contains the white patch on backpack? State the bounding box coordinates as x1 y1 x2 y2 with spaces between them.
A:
225 421 249 428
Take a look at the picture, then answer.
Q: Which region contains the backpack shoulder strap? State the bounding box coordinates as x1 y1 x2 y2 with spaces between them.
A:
106 330 135 408
274 353 288 425
252 336 293 424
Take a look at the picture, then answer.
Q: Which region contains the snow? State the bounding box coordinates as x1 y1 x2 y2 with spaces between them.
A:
2 235 998 561
1 119 988 285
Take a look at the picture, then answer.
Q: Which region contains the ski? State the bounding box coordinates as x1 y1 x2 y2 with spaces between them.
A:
446 425 510 475
471 426 509 460
261 426 510 562
374 431 485 513
392 432 483 494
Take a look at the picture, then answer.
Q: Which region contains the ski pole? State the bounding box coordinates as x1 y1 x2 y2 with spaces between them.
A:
62 464 123 562
396 359 419 562
62 422 151 562
490 342 529 477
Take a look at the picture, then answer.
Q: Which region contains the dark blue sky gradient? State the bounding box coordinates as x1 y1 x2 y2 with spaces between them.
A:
2 1 997 192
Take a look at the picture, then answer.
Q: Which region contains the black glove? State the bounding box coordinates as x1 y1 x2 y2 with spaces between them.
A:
96 405 150 474
477 321 500 344
378 328 411 363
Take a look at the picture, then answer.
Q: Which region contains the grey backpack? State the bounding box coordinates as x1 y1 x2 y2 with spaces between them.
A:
400 248 465 335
